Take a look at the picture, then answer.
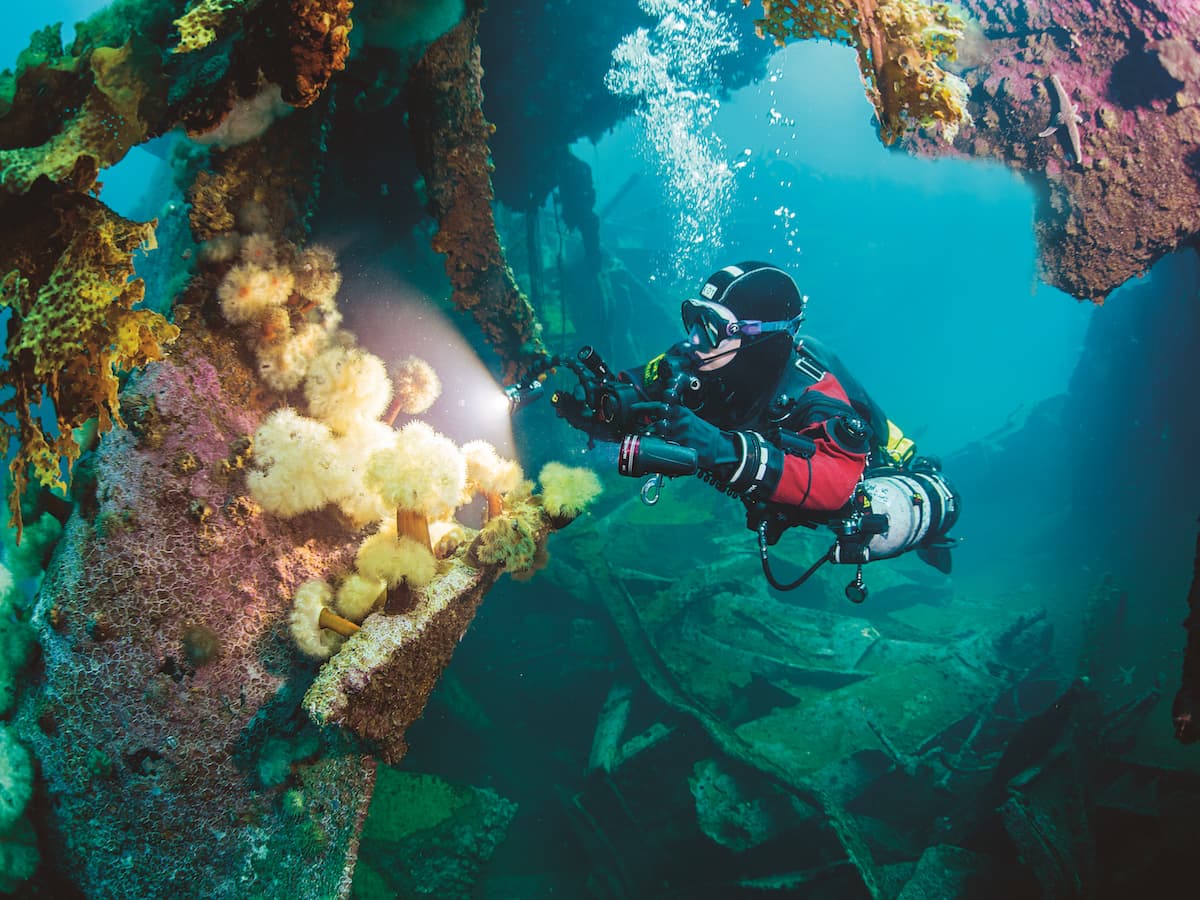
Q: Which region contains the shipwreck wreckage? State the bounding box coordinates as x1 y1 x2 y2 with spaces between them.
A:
0 0 1197 897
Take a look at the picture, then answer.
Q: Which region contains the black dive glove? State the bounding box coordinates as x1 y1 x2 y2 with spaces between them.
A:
552 390 623 443
652 405 739 472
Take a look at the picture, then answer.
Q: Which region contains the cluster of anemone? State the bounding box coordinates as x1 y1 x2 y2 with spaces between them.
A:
251 361 603 658
244 347 537 659
268 407 532 658
219 242 602 660
470 464 601 581
206 230 344 391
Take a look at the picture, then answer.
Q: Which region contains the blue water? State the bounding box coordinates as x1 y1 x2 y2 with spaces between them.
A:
4 2 1198 897
0 6 1099 458
4 0 168 219
2 1 104 68
581 39 1095 456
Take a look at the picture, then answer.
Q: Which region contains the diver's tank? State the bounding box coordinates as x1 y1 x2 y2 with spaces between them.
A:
834 468 959 562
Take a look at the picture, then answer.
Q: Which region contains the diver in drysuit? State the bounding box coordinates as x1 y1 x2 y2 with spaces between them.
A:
539 260 959 596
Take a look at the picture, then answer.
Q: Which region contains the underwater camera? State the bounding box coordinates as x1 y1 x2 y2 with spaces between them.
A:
506 344 703 482
573 345 704 485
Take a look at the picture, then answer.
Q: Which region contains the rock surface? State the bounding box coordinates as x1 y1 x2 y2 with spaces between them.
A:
911 0 1200 300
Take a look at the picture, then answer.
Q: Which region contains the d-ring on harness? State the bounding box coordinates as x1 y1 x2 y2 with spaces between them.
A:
641 473 663 506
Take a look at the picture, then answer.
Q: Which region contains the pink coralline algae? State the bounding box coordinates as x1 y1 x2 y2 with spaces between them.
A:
13 331 376 899
911 0 1200 301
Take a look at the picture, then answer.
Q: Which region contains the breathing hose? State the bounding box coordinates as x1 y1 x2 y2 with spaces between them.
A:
757 521 834 591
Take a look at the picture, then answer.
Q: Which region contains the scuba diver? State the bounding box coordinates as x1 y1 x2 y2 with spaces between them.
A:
644 261 879 515
511 260 959 600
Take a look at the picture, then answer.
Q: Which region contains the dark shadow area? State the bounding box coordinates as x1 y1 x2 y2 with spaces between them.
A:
1109 39 1183 108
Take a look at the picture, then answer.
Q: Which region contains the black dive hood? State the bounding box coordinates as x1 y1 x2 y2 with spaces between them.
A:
683 261 806 428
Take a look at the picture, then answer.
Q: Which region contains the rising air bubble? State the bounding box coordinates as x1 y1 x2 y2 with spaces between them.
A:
606 0 739 275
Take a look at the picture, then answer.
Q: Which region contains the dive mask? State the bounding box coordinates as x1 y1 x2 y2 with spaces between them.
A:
681 297 807 351
682 298 738 351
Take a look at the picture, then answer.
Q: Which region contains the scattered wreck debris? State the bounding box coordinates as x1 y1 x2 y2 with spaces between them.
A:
352 768 518 897
1173 520 1200 743
527 489 1187 897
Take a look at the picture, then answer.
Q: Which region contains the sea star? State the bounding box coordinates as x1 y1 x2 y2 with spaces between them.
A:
1115 665 1136 687
1038 73 1084 165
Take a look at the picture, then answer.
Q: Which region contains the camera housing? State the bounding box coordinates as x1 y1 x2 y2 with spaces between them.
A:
596 381 645 432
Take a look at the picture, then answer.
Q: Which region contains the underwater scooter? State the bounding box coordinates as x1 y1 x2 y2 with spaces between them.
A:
505 346 959 602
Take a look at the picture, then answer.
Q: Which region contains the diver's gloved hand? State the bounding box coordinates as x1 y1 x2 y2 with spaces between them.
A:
551 389 592 428
552 390 623 443
653 405 739 471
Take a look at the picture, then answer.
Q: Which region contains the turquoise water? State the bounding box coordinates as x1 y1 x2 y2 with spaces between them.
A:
2 8 1093 458
5 0 168 217
582 40 1094 456
2 1 1198 897
3 2 108 66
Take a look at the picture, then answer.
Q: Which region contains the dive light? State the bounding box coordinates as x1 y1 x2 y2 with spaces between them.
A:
618 434 699 478
504 379 545 414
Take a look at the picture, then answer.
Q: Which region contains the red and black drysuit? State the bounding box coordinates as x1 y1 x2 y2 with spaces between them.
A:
637 335 885 528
